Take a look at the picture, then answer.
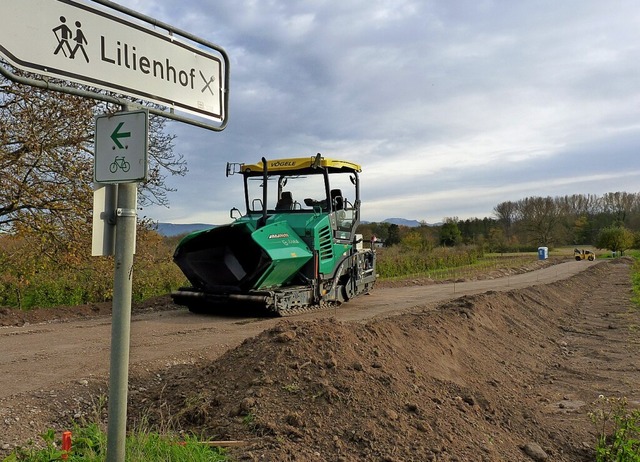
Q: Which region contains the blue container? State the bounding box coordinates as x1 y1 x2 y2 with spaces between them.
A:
537 247 548 260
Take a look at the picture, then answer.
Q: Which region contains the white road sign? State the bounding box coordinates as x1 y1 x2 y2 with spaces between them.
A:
95 110 148 183
0 0 225 122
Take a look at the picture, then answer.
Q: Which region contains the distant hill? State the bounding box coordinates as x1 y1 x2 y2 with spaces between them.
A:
155 222 215 237
382 218 423 227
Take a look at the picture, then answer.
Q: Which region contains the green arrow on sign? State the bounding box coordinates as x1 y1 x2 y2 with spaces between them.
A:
110 122 131 149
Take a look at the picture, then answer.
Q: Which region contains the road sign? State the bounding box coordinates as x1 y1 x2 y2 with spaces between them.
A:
0 0 225 122
95 110 148 183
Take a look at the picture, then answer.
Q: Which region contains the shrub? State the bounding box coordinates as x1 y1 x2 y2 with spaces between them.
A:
589 395 640 462
0 228 186 310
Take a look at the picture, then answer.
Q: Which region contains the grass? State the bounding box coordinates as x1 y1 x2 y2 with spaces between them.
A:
589 395 640 462
378 250 541 282
587 255 640 461
2 424 228 462
630 253 640 306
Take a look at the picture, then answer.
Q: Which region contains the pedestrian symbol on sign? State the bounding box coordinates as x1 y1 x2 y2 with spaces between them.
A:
53 16 89 62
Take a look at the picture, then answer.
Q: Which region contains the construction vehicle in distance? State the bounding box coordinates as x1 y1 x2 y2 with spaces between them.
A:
171 154 377 316
574 248 596 261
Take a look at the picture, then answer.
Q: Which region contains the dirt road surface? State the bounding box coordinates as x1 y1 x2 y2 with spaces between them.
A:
0 260 593 398
1 258 638 461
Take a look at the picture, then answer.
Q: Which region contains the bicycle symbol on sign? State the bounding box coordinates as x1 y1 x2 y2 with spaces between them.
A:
109 156 131 173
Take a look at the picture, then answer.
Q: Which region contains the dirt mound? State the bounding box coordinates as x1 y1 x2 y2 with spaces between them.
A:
130 259 637 461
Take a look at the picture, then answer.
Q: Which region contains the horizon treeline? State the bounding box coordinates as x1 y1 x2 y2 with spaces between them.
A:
358 192 640 251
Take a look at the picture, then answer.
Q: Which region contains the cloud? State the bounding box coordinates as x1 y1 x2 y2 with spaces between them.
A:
113 0 640 225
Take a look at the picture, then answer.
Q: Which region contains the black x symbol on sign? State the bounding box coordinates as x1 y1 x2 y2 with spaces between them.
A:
200 71 216 95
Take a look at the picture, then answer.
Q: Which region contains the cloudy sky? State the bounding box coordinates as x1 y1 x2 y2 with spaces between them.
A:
114 0 640 225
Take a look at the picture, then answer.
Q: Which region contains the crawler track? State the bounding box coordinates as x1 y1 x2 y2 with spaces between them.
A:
274 300 342 317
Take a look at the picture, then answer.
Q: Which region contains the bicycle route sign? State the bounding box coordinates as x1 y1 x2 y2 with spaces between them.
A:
94 110 148 183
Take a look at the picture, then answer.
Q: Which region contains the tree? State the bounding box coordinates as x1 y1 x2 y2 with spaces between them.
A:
457 217 497 245
1 83 95 238
401 230 434 252
385 224 401 247
517 196 563 246
600 192 639 226
596 226 634 255
494 200 518 240
571 215 593 245
0 71 186 248
487 227 507 253
633 231 640 250
439 218 461 247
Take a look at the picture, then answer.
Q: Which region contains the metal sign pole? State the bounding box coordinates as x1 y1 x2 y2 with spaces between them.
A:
106 181 137 462
105 101 138 460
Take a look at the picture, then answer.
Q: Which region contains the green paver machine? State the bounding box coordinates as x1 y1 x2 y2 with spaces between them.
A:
171 154 376 315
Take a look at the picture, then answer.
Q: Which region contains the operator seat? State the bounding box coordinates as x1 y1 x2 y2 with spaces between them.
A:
276 191 294 210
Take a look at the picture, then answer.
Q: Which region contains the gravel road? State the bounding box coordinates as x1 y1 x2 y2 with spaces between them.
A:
0 259 597 399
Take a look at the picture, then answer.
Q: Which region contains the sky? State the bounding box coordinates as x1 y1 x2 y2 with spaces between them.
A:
112 0 640 225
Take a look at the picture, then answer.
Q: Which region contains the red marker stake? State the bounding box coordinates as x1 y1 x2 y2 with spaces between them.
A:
62 431 72 460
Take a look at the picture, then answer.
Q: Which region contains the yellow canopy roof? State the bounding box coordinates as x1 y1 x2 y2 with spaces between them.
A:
241 156 361 174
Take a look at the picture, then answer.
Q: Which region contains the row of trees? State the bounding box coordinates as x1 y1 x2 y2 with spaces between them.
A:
493 193 640 247
0 68 190 307
358 192 640 253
